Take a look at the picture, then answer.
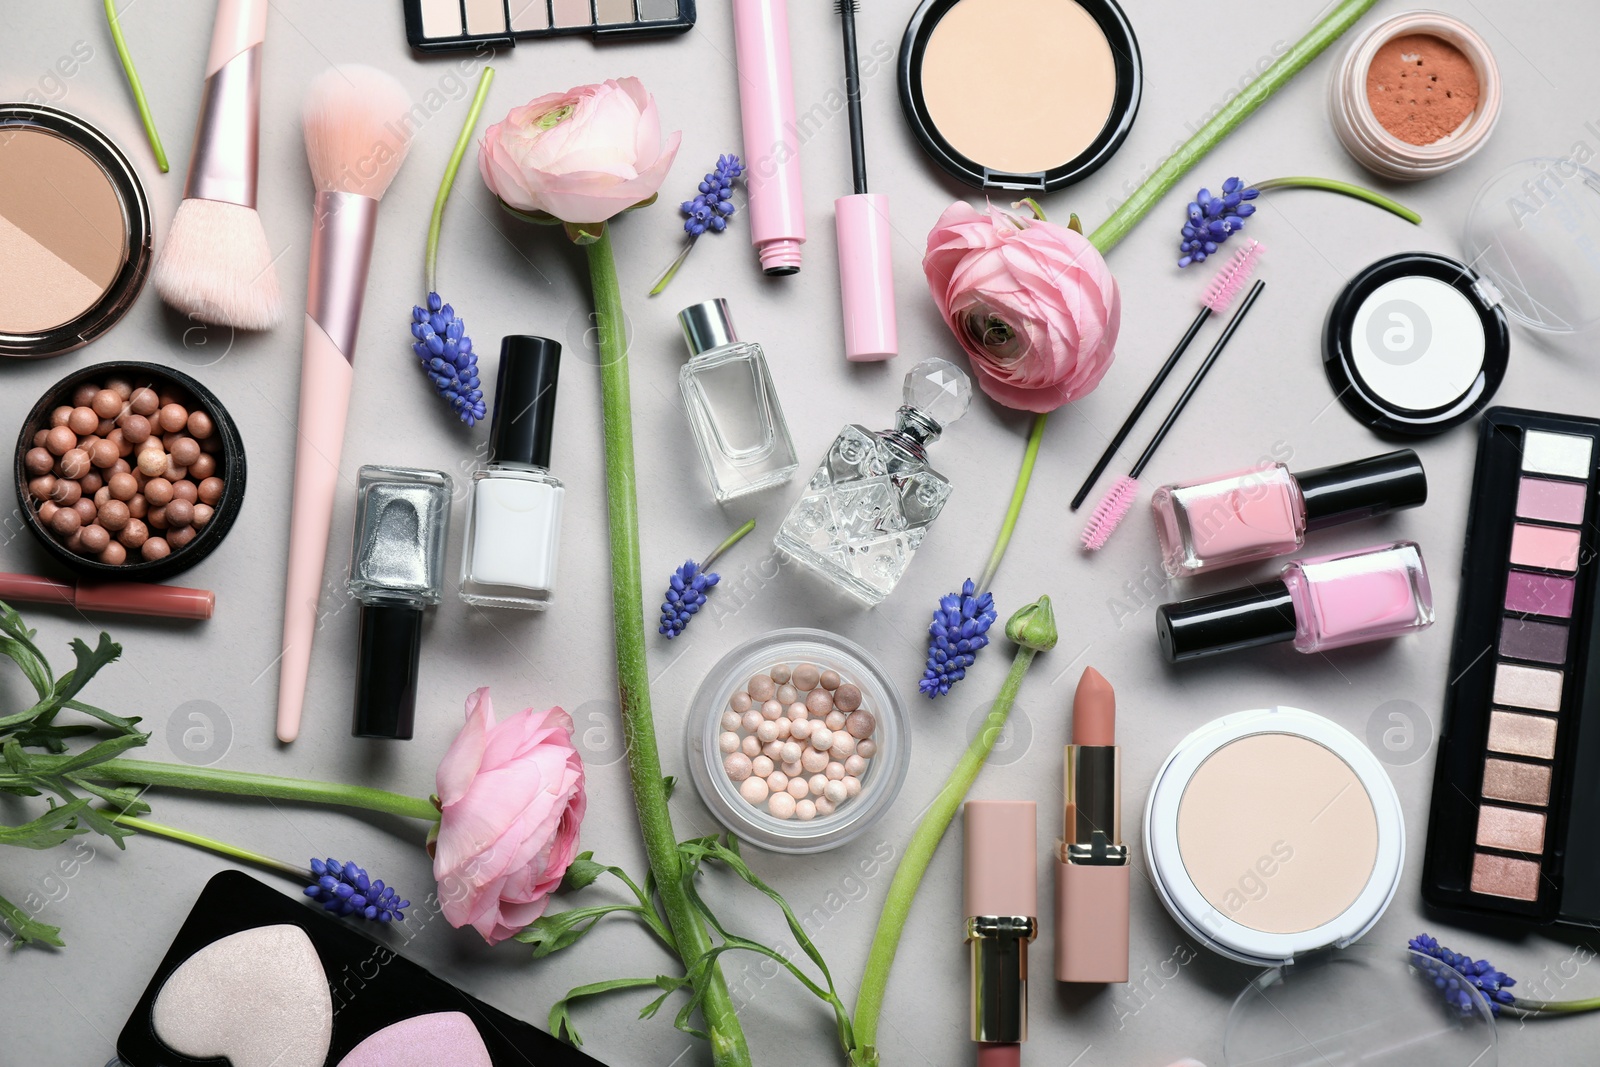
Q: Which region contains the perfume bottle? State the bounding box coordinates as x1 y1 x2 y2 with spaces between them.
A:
347 465 453 739
775 358 971 605
1150 450 1426 578
677 298 798 502
1156 541 1434 662
459 336 564 610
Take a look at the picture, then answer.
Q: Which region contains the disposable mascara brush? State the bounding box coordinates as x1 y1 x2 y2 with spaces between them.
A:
1071 239 1263 510
1081 279 1267 551
834 0 897 361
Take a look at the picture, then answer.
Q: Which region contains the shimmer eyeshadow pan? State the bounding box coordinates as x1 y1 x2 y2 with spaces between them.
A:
1499 618 1569 664
404 0 694 50
1475 805 1546 853
1470 852 1541 901
1523 429 1593 479
1509 523 1582 573
1493 663 1563 711
1481 758 1551 806
1505 570 1576 618
1485 709 1558 759
1517 477 1588 524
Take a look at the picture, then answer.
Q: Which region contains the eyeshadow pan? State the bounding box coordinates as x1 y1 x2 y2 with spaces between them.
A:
1471 852 1542 901
1517 477 1588 524
1523 430 1594 479
1493 664 1563 711
419 0 464 36
509 0 551 29
1499 618 1569 664
1505 570 1576 617
552 0 591 25
638 0 679 17
1482 758 1551 806
1510 523 1581 573
1476 805 1547 853
465 0 508 33
596 0 634 22
1486 709 1558 759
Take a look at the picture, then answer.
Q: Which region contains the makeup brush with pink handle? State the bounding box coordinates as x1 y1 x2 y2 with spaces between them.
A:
277 66 415 743
153 0 282 330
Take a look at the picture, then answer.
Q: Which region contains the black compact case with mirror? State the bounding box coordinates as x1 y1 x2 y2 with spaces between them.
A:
116 870 605 1066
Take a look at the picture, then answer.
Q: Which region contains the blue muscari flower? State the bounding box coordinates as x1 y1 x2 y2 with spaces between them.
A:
681 154 743 237
1409 933 1517 1016
920 578 998 698
410 292 486 426
305 858 409 923
659 560 720 639
1178 176 1259 268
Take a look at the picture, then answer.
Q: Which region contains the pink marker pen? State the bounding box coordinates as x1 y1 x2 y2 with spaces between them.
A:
732 0 805 276
1157 540 1434 662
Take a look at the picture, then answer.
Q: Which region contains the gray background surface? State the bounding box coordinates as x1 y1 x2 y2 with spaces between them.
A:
3 1 1598 1064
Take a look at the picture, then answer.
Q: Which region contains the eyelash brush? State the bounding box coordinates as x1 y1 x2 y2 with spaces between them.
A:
833 0 897 361
277 66 415 743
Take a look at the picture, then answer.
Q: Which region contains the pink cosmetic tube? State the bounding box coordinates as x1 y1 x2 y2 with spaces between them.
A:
186 0 267 208
0 572 213 621
732 0 805 275
965 800 1037 1067
835 193 897 360
1057 668 1129 984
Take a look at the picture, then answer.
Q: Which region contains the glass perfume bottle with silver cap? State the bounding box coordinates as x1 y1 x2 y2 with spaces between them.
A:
775 358 972 605
677 298 798 503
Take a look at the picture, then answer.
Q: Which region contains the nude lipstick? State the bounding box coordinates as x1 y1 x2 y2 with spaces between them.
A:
964 800 1037 1067
1056 667 1130 983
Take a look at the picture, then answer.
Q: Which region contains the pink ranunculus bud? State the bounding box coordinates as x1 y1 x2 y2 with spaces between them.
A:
923 202 1121 413
433 688 587 945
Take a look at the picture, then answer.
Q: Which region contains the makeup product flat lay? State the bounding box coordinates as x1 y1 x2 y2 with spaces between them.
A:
732 0 805 275
0 572 214 620
0 104 152 357
115 870 605 1066
900 0 1141 191
278 66 415 744
965 800 1037 1067
404 0 694 51
1056 667 1129 984
153 0 282 329
1423 408 1600 923
832 0 897 362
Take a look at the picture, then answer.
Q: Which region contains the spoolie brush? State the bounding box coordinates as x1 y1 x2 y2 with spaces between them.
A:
153 0 282 330
833 0 898 361
1072 240 1263 512
1082 279 1267 551
277 65 415 744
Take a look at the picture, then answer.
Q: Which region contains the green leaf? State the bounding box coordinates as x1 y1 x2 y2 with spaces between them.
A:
0 890 63 948
513 902 647 958
74 805 134 848
0 798 90 849
71 778 150 818
662 775 676 800
62 698 142 735
52 634 121 708
548 977 665 1046
561 852 608 891
39 732 147 776
639 974 690 1020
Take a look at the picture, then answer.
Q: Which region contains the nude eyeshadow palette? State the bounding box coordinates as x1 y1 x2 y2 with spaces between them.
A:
1424 407 1600 924
403 0 694 52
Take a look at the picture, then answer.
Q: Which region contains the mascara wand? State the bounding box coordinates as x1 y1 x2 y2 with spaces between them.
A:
834 0 897 361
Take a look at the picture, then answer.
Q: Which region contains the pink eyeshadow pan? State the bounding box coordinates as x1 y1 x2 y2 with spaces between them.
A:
1509 523 1582 573
1517 477 1588 524
1505 570 1575 617
1471 852 1541 900
1476 805 1546 853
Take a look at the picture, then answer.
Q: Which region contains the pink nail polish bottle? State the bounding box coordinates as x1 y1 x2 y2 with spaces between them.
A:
1151 450 1426 578
1156 541 1434 662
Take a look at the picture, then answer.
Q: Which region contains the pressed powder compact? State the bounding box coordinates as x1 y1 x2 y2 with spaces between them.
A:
0 104 152 357
899 0 1141 191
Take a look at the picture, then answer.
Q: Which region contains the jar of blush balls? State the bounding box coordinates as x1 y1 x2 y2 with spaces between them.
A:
1329 10 1501 181
687 629 910 854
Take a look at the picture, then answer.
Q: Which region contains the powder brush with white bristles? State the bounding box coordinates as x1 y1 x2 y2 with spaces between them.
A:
152 0 282 330
277 64 415 744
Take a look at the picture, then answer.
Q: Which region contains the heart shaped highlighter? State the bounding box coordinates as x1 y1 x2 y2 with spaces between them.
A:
333 1011 493 1067
151 924 333 1067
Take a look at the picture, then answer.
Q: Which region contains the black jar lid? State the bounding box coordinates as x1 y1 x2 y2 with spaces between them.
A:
1156 581 1297 663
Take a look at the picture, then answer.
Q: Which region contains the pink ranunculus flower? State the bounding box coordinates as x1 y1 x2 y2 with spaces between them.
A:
923 202 1121 413
478 77 681 226
432 688 586 945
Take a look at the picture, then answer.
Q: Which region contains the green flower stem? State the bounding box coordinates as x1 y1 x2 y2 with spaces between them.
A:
80 758 439 823
110 814 310 881
1255 176 1421 225
426 67 496 292
102 0 167 173
1088 0 1378 255
977 413 1045 593
1509 998 1600 1017
702 519 756 570
585 227 753 1067
851 636 1043 1064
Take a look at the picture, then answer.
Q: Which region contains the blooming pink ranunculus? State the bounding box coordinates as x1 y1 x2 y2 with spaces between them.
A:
478 77 681 226
432 688 586 945
923 202 1121 413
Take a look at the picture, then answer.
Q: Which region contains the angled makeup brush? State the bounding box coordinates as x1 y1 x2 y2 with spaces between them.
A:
1081 279 1266 551
1071 239 1263 510
152 0 283 330
832 0 897 361
278 66 415 743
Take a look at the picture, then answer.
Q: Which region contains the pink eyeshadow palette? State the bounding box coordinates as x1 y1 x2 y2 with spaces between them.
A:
1426 408 1600 926
404 0 692 51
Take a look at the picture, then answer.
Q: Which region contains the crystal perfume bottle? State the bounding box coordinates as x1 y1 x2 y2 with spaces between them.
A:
677 298 798 503
775 358 972 605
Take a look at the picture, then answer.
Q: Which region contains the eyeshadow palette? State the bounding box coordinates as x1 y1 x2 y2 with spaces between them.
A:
117 870 606 1066
403 0 694 51
1424 407 1600 924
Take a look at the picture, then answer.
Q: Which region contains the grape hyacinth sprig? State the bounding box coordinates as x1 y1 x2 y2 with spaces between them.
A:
658 519 755 639
1178 177 1258 267
920 579 998 698
650 154 744 296
1408 932 1600 1019
306 857 410 923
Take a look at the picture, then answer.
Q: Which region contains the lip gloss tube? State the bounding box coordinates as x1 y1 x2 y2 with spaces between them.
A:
965 800 1037 1067
732 0 805 275
0 572 214 621
1056 667 1130 983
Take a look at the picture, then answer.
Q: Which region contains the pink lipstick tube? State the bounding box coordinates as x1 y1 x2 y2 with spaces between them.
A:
1056 666 1130 983
732 0 805 276
185 0 266 208
965 800 1037 1067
